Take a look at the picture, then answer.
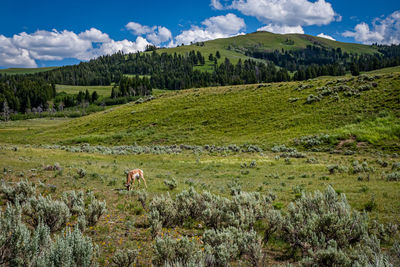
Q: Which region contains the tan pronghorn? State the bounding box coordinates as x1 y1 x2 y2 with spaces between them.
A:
126 169 147 190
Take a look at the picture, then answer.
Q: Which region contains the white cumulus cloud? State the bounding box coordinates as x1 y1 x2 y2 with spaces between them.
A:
257 24 304 34
125 22 172 45
202 13 246 35
175 13 246 45
317 33 335 40
0 35 37 67
212 0 339 26
94 37 151 57
79 28 111 42
210 0 224 9
343 11 400 44
0 28 153 68
12 29 93 61
146 26 172 45
125 22 152 35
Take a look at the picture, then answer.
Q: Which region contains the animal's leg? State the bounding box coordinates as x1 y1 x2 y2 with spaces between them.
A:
126 173 131 191
131 176 136 189
142 174 148 188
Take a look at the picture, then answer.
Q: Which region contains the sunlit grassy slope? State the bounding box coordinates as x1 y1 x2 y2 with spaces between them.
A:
156 31 378 65
0 67 57 75
3 70 397 149
56 84 114 97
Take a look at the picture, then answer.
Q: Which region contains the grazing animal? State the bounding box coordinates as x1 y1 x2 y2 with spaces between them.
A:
126 169 147 190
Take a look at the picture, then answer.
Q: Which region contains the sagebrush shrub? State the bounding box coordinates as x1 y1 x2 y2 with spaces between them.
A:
39 227 98 267
149 188 277 231
112 248 138 267
62 190 85 215
0 203 37 266
386 172 400 181
164 178 178 190
153 235 203 266
306 94 321 104
0 180 36 203
0 203 97 266
77 168 87 178
392 162 400 171
281 186 389 265
149 193 177 228
203 227 263 267
25 195 71 232
85 192 107 226
227 179 241 196
352 160 374 174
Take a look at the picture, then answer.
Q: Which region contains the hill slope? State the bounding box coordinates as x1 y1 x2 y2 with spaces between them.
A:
0 67 57 75
157 31 378 64
14 70 397 149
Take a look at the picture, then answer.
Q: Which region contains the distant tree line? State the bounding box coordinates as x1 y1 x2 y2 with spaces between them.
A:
245 44 400 80
0 75 55 116
20 45 400 88
1 43 400 116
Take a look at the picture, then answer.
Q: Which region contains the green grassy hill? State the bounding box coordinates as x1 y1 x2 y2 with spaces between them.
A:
0 32 379 77
56 84 114 97
0 66 57 75
156 31 378 65
4 70 397 150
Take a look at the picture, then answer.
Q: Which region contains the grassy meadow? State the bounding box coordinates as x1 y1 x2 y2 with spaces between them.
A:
155 31 378 66
0 66 57 75
0 68 399 265
1 141 399 265
4 71 397 149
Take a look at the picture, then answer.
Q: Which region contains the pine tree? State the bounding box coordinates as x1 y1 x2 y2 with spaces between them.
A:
84 89 90 103
91 91 99 103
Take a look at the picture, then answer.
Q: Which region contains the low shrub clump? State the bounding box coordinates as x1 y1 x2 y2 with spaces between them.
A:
24 195 71 232
153 235 203 266
164 178 178 190
294 134 335 151
271 145 306 158
0 180 36 203
112 248 139 267
352 160 374 174
386 172 400 181
203 227 263 267
39 143 263 156
281 186 389 266
0 204 98 266
148 188 277 235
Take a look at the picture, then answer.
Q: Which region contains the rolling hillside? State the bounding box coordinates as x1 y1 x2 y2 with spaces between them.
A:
4 70 397 149
0 66 57 75
157 31 379 64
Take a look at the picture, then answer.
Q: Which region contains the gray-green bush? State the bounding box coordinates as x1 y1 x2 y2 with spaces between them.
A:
281 186 390 265
0 180 36 203
164 178 177 190
203 227 263 267
112 248 139 267
153 235 203 266
24 195 71 232
149 188 277 233
0 203 98 266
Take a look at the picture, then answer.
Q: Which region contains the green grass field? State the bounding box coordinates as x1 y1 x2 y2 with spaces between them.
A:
0 66 57 75
12 71 396 149
155 31 378 66
0 138 399 264
55 84 168 99
0 67 399 265
56 84 114 97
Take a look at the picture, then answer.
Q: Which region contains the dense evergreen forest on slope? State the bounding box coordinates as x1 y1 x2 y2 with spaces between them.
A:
1 32 400 116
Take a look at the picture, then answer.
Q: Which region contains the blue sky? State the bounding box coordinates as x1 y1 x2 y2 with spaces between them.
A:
0 0 399 68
